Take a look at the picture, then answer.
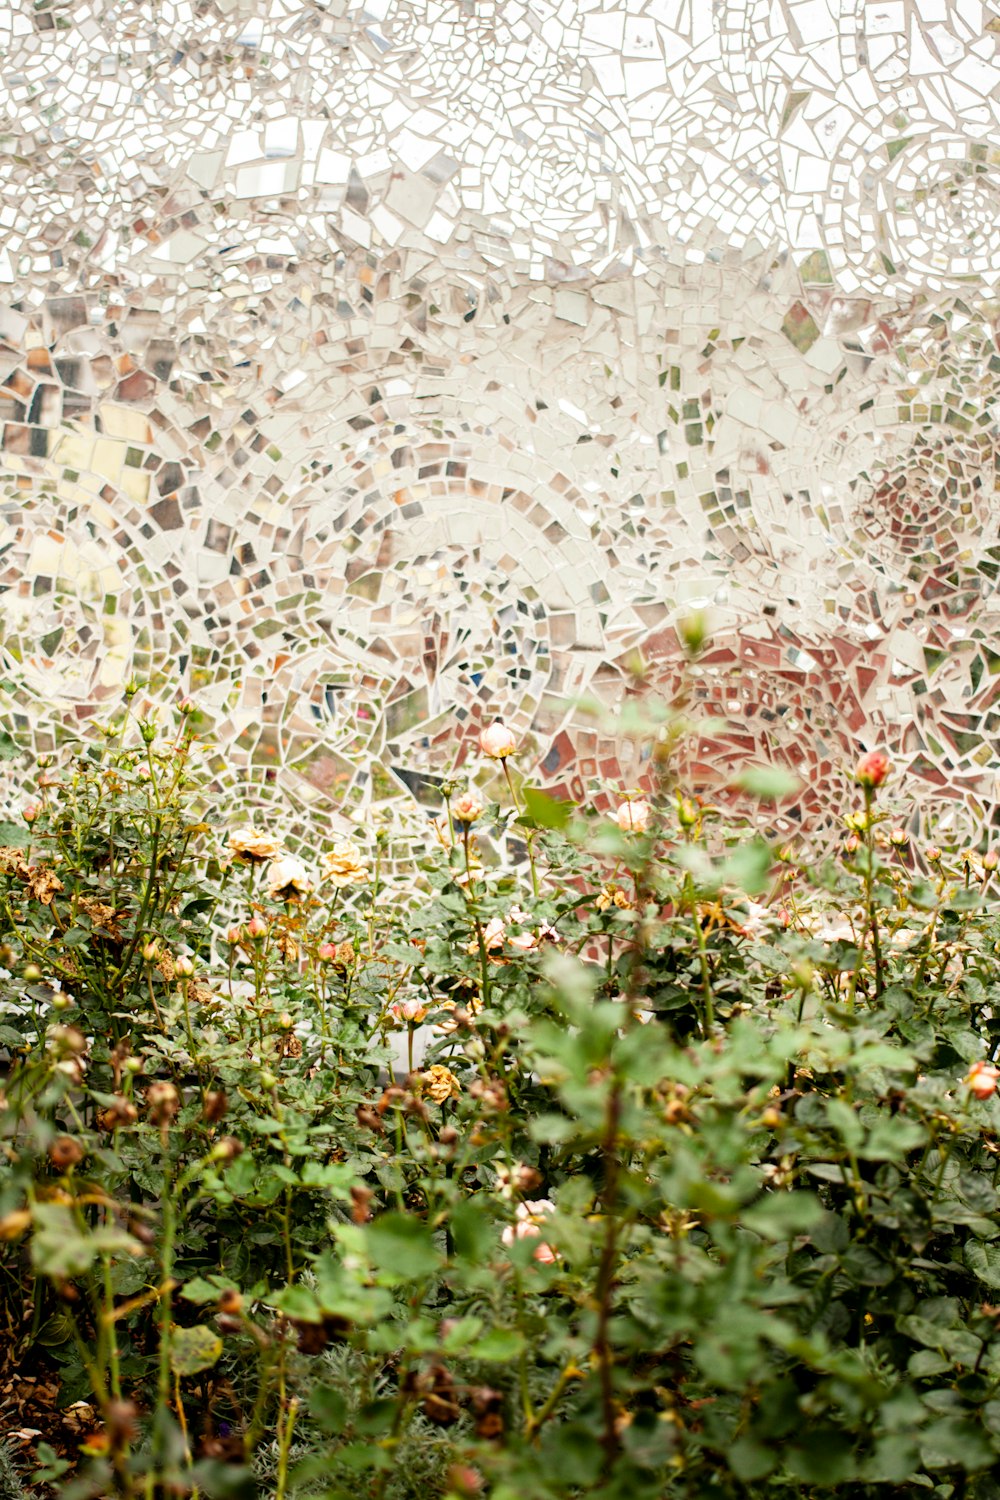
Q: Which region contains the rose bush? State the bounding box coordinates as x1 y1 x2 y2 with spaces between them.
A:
1 695 1000 1499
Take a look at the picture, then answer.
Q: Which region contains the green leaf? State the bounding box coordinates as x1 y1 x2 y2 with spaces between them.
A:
364 1213 441 1280
731 764 802 801
0 820 29 848
743 1191 822 1240
862 1115 926 1160
309 1384 348 1435
728 1437 777 1481
270 1285 321 1321
467 1327 525 1361
30 1202 97 1279
920 1417 995 1471
450 1200 494 1263
170 1324 223 1376
786 1429 856 1484
522 787 573 830
966 1240 1000 1289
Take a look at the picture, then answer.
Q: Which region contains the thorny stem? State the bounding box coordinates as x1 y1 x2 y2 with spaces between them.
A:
462 822 491 1007
502 758 540 899
595 1077 622 1473
862 788 885 999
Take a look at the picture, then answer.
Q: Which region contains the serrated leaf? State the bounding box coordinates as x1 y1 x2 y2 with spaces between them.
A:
467 1327 525 1361
521 787 573 830
364 1213 441 1280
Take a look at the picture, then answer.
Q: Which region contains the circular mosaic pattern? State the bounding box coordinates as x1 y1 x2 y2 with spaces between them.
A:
2 0 1000 846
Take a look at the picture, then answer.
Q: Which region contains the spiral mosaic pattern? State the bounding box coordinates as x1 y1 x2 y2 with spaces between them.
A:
1 0 1000 851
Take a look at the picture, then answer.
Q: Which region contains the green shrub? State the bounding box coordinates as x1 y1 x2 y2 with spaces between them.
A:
2 693 1000 1499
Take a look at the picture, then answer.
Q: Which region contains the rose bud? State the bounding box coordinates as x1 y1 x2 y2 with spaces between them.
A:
246 915 268 939
966 1060 1000 1100
106 1400 138 1447
446 1466 484 1497
22 802 40 824
350 1184 373 1224
218 1288 243 1316
146 1081 180 1124
854 750 890 789
985 850 999 872
451 792 483 824
209 1136 244 1163
479 722 517 759
203 1090 228 1123
49 1136 85 1171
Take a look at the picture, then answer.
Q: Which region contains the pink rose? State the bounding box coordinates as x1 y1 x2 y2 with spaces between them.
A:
615 799 651 833
479 722 517 759
501 1200 557 1263
967 1060 1000 1100
854 750 890 789
452 792 483 823
482 916 506 952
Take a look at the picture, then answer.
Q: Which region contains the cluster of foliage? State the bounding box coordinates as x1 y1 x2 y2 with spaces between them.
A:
2 687 1000 1500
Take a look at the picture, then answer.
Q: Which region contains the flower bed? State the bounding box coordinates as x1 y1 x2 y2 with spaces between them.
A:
2 691 1000 1499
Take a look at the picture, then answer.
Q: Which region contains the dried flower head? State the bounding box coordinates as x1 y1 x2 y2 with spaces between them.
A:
146 1081 180 1125
422 1065 461 1103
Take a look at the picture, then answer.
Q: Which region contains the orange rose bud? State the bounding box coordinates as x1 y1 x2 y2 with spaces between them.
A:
967 1060 1000 1100
854 750 889 789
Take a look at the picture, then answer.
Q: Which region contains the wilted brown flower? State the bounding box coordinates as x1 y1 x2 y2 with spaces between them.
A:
146 1081 180 1125
97 1097 139 1131
48 1136 85 1171
203 1090 228 1124
422 1065 460 1103
420 1364 461 1426
77 896 125 941
350 1183 373 1224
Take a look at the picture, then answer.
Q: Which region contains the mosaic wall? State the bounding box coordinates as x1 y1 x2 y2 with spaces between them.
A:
2 0 1000 850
